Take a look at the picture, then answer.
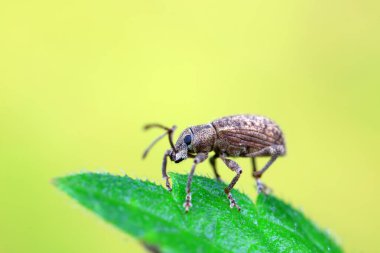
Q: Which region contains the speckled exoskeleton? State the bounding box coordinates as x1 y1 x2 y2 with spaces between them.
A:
143 115 286 212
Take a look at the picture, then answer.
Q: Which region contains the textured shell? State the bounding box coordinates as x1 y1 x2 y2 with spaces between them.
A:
211 115 285 154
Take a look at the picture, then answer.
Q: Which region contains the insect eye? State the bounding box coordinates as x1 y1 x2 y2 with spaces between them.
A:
184 135 192 145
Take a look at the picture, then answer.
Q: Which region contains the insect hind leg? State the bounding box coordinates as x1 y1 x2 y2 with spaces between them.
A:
251 157 257 174
245 145 285 193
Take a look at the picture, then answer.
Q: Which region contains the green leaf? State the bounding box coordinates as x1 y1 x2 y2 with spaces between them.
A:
55 173 342 253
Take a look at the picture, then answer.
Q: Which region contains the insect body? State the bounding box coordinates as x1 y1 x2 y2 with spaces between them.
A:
143 115 286 212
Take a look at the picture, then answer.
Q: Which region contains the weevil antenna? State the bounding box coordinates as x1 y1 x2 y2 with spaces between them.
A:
142 131 168 159
142 124 177 159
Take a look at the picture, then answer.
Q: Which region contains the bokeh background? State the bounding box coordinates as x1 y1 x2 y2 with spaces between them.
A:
1 1 379 252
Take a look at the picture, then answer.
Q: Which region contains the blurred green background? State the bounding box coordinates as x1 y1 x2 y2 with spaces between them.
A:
0 0 379 252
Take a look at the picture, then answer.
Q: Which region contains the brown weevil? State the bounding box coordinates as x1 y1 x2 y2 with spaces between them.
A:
142 114 286 212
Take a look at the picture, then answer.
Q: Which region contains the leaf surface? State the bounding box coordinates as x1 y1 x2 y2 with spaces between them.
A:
55 173 342 253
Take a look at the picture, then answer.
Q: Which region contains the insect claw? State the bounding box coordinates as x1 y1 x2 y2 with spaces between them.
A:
163 176 172 191
256 179 272 195
226 192 240 211
183 193 192 212
183 202 192 212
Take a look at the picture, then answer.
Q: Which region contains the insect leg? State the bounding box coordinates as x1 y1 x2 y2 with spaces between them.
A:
162 149 172 191
253 155 278 179
184 153 208 212
246 145 284 193
209 153 222 181
220 154 242 211
251 157 257 174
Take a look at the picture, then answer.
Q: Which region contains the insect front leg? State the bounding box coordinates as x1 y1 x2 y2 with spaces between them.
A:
220 154 242 211
184 153 208 212
209 153 222 181
162 149 172 191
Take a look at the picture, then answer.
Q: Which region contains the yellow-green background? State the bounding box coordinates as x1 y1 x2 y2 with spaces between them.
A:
0 0 379 252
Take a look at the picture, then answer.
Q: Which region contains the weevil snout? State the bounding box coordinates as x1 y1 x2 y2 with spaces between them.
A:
167 149 176 162
166 148 186 163
174 147 188 163
174 157 184 163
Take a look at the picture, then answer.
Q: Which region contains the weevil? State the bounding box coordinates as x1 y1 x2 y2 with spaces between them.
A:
143 114 286 212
